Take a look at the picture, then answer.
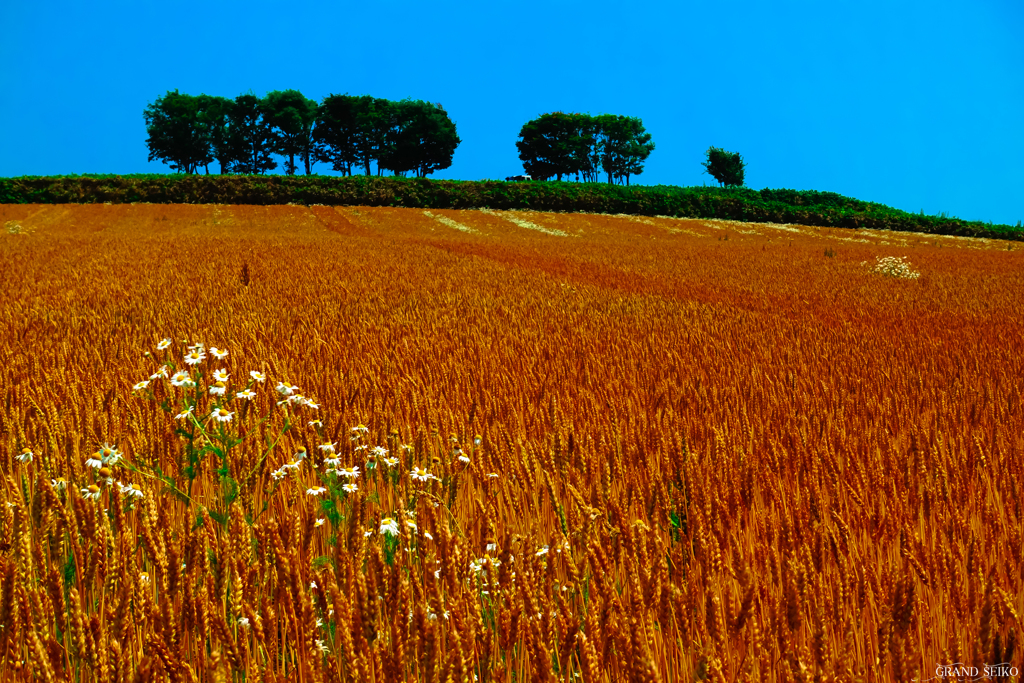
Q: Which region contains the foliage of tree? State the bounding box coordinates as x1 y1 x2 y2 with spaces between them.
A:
261 90 319 175
381 100 461 178
516 112 654 184
143 90 213 174
195 95 234 174
313 94 361 176
313 95 460 177
222 93 278 175
701 146 746 187
143 89 460 177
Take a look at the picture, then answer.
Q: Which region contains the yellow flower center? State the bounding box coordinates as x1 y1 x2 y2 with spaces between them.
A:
88 485 100 493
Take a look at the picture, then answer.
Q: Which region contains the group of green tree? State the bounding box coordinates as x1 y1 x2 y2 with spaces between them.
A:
144 88 748 188
143 90 461 177
514 112 655 185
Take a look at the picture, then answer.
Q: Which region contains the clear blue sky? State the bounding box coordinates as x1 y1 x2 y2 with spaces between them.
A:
2 0 1021 225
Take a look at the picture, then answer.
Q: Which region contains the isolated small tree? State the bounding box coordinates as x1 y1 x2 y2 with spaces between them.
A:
702 146 745 187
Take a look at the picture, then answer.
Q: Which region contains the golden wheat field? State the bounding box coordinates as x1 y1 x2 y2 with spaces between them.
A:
0 202 1022 683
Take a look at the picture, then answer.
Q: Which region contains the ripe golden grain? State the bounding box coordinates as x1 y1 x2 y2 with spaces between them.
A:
0 203 1022 680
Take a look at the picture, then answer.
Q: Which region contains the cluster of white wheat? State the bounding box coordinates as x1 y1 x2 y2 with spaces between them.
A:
480 208 570 237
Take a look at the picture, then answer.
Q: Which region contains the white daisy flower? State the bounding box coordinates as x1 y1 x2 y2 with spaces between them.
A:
235 389 256 400
324 455 341 469
120 483 144 499
98 444 121 465
342 483 358 493
175 406 194 420
238 616 250 628
536 546 550 557
382 457 399 468
371 446 388 457
15 448 33 463
132 380 149 391
140 571 150 583
458 455 470 464
183 349 206 366
486 473 500 479
270 468 287 480
307 486 327 496
315 639 329 654
212 408 234 423
380 517 400 537
150 365 169 379
336 466 360 479
293 447 308 461
281 458 301 471
157 338 172 350
170 371 193 387
51 478 67 490
318 442 336 454
410 467 433 482
85 454 103 468
308 419 323 428
209 381 227 396
315 518 326 527
212 368 229 382
351 424 369 434
210 347 228 360
276 381 298 396
81 485 101 500
250 370 266 383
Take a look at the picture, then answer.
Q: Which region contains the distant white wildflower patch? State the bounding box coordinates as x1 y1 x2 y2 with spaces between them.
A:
423 210 477 234
864 255 921 279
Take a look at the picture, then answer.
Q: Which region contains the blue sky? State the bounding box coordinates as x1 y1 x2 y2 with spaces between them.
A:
1 0 1021 225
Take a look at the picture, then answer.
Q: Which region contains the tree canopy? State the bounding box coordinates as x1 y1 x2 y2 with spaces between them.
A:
145 90 460 177
261 90 319 175
143 90 214 174
701 146 746 187
516 112 654 185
